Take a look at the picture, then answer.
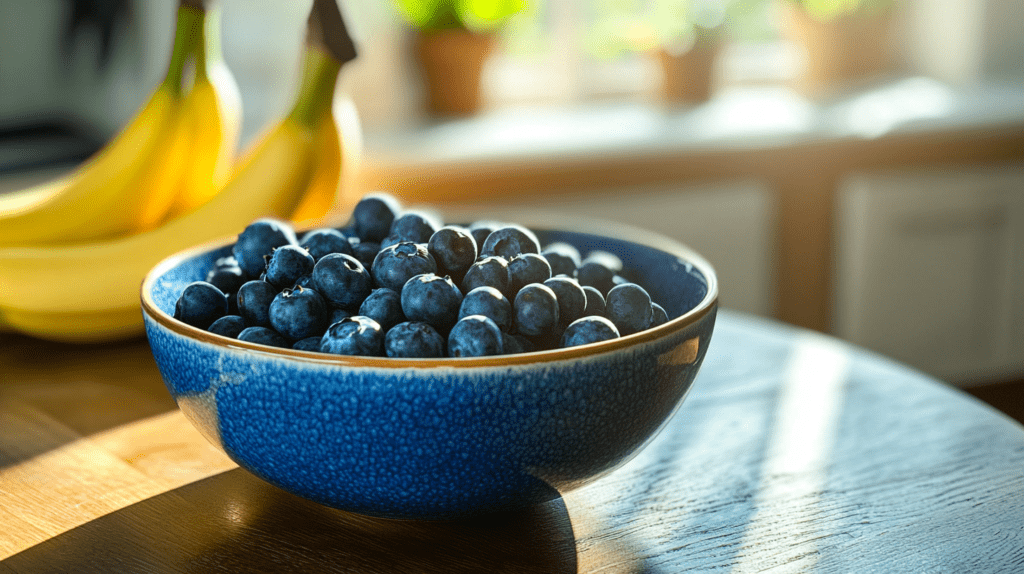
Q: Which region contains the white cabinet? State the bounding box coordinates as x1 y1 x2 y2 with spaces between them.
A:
437 180 777 317
834 165 1024 386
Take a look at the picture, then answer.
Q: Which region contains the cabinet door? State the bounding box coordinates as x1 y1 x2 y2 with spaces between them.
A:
439 180 776 317
834 166 1024 385
1004 185 1024 370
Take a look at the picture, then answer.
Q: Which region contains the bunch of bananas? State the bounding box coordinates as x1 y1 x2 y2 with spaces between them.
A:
0 0 360 343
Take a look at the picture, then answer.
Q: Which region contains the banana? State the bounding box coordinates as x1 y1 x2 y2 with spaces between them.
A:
145 8 243 223
167 60 243 217
0 4 222 246
0 89 179 244
0 46 351 343
289 96 362 227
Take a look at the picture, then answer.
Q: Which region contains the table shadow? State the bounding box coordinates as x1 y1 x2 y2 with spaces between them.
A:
0 335 176 472
1 468 578 574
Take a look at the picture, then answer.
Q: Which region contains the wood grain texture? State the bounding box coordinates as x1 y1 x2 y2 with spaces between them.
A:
2 469 578 573
0 335 235 560
2 311 1023 572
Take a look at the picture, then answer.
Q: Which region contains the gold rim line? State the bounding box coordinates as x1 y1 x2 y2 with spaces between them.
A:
140 223 718 369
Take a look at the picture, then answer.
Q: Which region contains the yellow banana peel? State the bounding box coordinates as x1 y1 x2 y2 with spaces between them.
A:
0 5 239 246
0 89 180 244
290 97 362 227
0 45 353 343
167 61 243 217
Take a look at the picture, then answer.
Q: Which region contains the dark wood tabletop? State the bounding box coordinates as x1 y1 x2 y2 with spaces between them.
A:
2 310 1022 573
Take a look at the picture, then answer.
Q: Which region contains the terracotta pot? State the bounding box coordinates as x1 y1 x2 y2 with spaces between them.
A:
778 0 899 96
657 34 721 105
414 29 495 117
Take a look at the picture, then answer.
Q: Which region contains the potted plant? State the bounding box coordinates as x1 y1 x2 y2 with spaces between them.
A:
777 0 900 96
594 0 728 105
394 0 525 116
652 1 728 105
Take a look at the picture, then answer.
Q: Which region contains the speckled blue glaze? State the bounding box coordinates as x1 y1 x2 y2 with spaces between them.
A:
142 228 717 519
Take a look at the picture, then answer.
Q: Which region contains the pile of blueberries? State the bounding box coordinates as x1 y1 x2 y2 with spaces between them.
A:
173 193 669 358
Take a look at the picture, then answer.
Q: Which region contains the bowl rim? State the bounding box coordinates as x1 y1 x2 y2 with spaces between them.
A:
140 218 718 368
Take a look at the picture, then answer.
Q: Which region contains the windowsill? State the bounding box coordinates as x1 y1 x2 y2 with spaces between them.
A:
362 77 1024 170
357 76 1024 336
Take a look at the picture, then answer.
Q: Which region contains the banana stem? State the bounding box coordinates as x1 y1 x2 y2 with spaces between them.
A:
288 48 342 129
162 6 206 95
193 7 225 82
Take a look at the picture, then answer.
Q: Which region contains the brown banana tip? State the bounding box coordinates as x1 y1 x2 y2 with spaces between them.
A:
308 0 358 64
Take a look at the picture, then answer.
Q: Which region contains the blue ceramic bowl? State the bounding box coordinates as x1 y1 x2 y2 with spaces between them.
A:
141 225 718 520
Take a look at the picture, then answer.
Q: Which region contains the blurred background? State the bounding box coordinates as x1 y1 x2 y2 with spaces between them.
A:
1 0 1023 397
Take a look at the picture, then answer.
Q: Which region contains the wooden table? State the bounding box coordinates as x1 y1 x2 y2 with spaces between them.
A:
2 311 1022 573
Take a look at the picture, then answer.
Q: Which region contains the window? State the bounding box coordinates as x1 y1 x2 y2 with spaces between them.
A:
216 0 1022 135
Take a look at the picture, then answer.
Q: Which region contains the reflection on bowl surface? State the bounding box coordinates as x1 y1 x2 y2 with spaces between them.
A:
141 227 718 519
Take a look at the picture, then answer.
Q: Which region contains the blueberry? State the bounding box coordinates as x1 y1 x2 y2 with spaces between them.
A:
561 316 620 348
428 226 477 277
501 332 536 355
205 265 245 296
543 276 587 329
237 326 290 348
448 315 503 357
265 245 315 289
371 242 437 292
582 285 606 316
605 283 654 335
214 255 239 270
174 281 228 330
353 193 401 242
208 315 245 338
300 228 353 261
385 321 446 358
588 250 623 273
379 235 403 251
480 225 540 260
390 211 440 243
313 253 373 310
337 223 357 238
232 219 297 278
651 303 669 327
458 286 512 332
507 253 551 296
541 242 581 277
319 316 384 356
294 274 314 289
616 264 643 285
578 251 622 295
237 280 278 327
328 308 352 327
292 336 323 352
460 256 509 297
401 273 463 333
269 287 328 341
352 241 380 269
467 220 502 249
513 283 559 337
358 288 405 332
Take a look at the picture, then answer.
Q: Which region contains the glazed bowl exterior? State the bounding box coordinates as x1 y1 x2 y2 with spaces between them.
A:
141 226 718 519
